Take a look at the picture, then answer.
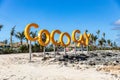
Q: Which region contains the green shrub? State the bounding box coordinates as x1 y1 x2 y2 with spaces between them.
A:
88 45 94 51
1 48 16 54
46 47 54 52
32 43 42 52
19 45 29 53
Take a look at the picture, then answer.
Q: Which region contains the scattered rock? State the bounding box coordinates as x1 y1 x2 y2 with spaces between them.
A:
78 54 89 61
56 52 120 66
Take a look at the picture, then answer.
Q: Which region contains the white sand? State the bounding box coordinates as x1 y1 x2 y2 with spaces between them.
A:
0 53 118 80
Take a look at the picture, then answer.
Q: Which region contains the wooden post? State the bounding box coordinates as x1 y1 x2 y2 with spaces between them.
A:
29 41 32 62
74 43 76 54
87 45 89 54
54 45 56 58
87 40 90 54
81 45 83 53
43 47 45 58
64 47 66 55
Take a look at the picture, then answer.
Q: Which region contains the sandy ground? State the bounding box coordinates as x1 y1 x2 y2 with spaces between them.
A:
0 53 119 80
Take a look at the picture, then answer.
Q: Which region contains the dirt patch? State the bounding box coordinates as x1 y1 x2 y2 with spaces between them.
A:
97 65 120 79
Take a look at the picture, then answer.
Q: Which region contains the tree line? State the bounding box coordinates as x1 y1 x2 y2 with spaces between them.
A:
0 25 119 54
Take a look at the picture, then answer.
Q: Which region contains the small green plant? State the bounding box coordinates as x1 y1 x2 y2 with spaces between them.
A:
32 43 42 52
19 45 28 53
1 48 15 54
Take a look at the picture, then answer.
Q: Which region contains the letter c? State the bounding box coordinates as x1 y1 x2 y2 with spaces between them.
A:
24 23 38 41
38 29 50 46
50 30 61 46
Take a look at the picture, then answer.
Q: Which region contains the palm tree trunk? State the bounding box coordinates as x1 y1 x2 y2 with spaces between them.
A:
26 40 29 48
101 45 102 49
87 45 89 53
54 45 56 58
20 39 22 45
94 41 96 51
81 45 83 53
43 47 45 58
64 47 66 55
10 35 12 48
74 43 76 54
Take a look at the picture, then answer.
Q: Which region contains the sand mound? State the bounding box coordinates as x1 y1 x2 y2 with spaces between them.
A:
0 52 119 80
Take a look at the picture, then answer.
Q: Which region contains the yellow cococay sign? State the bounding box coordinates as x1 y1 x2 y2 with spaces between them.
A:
24 23 91 47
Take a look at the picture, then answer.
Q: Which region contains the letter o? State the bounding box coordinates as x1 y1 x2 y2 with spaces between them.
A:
60 32 71 47
24 23 38 41
50 30 61 46
38 29 50 46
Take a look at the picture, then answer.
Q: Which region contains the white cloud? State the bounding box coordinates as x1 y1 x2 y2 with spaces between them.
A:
112 19 120 30
114 19 120 25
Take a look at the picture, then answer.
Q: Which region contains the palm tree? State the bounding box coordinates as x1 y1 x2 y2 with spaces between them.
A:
107 39 111 47
96 30 100 47
31 31 37 43
90 34 94 45
42 33 46 42
90 34 98 46
102 32 106 47
0 25 3 31
103 32 105 38
3 39 8 45
25 37 29 46
96 30 100 39
10 26 16 47
90 34 98 51
98 40 103 48
0 25 3 39
24 31 34 47
93 35 98 46
15 31 25 45
42 33 46 52
85 29 88 33
110 43 113 48
31 31 37 38
101 37 106 48
113 41 117 47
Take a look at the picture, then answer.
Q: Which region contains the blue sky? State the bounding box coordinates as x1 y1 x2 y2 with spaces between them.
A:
0 0 120 45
